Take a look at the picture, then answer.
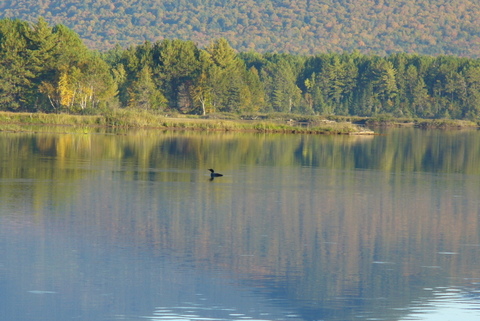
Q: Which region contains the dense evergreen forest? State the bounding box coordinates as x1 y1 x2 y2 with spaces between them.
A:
1 18 480 120
1 0 480 57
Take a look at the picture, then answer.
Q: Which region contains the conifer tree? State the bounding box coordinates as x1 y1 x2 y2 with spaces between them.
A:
153 39 201 111
0 19 32 111
128 65 166 110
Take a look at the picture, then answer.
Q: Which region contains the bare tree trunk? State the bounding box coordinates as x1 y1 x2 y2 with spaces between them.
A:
47 94 58 113
201 99 206 115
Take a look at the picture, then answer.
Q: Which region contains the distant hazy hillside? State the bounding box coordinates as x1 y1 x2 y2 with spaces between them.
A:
1 0 479 56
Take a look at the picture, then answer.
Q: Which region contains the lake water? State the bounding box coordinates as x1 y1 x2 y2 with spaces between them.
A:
1 127 480 321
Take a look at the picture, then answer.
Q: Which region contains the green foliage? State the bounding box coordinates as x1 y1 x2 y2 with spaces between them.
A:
0 19 32 111
153 39 202 111
128 65 166 110
0 18 116 113
3 18 480 121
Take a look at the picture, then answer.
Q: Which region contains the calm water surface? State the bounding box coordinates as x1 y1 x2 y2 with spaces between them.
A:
1 127 480 321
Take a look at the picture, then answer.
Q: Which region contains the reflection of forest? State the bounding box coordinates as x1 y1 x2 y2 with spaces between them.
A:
4 127 480 173
1 128 480 319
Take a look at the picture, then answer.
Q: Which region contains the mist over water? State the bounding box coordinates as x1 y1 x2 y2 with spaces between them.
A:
1 128 480 321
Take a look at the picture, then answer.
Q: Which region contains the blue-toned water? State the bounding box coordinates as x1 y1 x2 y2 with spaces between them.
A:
1 128 480 321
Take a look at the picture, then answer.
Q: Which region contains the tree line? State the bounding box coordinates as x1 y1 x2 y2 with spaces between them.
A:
2 18 480 120
2 0 480 57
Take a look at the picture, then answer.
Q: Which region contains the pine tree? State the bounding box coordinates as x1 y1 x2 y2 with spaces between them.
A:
0 19 32 111
153 39 201 111
128 65 166 110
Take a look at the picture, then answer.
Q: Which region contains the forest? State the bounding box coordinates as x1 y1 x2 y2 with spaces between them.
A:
1 0 480 57
1 18 480 120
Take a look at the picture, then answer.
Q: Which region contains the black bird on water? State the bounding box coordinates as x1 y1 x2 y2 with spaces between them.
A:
208 169 223 178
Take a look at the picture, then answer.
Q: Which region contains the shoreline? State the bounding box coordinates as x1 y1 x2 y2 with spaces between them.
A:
0 111 376 135
1 111 478 136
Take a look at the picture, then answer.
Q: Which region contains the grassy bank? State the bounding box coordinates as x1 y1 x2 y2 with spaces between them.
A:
0 110 373 135
0 112 106 126
1 110 478 135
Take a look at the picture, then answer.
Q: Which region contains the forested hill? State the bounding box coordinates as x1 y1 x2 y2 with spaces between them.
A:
1 0 480 57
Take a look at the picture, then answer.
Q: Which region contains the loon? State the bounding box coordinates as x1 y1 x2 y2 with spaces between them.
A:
208 169 223 178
